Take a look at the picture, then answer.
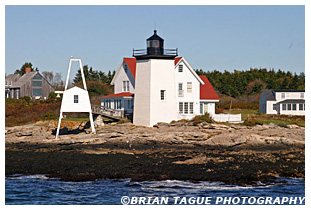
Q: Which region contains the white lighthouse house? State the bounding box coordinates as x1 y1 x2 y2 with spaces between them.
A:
133 30 179 126
55 58 95 139
101 30 223 127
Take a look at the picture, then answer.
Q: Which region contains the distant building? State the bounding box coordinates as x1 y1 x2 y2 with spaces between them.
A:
100 30 220 127
5 67 54 99
259 89 305 115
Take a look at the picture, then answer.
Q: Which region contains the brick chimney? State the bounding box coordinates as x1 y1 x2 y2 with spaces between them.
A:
25 67 31 74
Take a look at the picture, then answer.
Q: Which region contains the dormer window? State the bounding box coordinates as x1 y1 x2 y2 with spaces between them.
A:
9 81 12 86
123 81 130 92
178 65 183 72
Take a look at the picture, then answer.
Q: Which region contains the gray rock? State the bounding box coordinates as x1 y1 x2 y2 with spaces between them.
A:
94 115 105 128
287 124 299 129
15 131 33 137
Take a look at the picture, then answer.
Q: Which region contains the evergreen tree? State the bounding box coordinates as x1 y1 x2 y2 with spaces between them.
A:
14 62 35 75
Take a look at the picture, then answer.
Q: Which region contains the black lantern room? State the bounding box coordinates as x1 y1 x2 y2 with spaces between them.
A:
133 30 178 60
146 30 164 55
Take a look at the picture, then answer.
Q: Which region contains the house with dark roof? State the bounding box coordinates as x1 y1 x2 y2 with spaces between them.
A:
100 30 220 126
259 89 305 115
5 67 54 99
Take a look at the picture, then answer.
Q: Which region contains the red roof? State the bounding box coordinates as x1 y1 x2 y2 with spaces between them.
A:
199 75 219 100
100 92 134 98
174 57 182 65
124 57 182 79
124 58 136 79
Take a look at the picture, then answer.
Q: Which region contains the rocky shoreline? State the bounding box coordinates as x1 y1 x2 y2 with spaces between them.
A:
5 120 305 185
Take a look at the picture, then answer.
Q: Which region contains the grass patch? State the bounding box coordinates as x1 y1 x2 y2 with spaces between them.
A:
221 108 305 127
222 109 259 121
260 119 305 127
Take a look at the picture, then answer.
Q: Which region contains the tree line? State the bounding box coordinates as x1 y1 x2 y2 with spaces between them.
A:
195 68 305 98
13 62 305 99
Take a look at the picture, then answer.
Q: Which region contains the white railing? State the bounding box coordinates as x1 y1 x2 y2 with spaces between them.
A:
213 114 242 122
91 104 124 119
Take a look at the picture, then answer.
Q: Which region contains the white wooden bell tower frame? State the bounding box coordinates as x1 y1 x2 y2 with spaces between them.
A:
55 57 95 139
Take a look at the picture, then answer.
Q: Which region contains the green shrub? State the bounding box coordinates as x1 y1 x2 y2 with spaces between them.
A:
192 113 213 125
49 92 57 99
40 110 57 121
243 118 263 126
22 96 31 103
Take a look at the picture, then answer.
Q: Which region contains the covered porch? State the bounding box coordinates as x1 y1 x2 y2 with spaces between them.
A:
100 92 134 120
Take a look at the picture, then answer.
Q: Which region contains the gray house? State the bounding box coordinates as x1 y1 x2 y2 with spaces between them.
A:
5 68 54 99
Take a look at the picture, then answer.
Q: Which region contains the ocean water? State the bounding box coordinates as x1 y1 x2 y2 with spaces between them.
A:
5 175 305 205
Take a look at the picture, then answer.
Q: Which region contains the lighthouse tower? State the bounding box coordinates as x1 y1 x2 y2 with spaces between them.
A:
133 30 178 127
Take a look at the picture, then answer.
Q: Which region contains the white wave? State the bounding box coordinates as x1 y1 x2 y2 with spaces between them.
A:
6 174 51 180
138 180 273 192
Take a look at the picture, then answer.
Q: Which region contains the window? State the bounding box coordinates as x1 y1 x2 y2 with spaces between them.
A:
160 90 165 100
178 65 183 72
74 95 79 103
114 100 121 109
33 74 42 80
189 102 194 114
286 93 289 98
299 104 303 110
300 93 304 99
32 88 42 96
287 104 291 110
281 93 285 99
200 103 203 114
5 81 7 86
32 81 42 87
9 81 12 86
179 102 183 114
187 82 192 93
124 65 128 72
273 104 276 110
123 81 129 92
293 104 297 110
178 83 183 97
117 100 121 109
184 102 188 114
282 104 286 111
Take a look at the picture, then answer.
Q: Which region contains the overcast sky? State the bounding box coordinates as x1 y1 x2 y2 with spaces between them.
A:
5 5 305 81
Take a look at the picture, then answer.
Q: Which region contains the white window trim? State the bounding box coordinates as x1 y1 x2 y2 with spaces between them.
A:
178 83 184 97
187 82 192 93
123 81 130 92
179 102 194 115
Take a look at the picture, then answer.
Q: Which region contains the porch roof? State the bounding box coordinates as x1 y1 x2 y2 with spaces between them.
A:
100 92 134 98
276 99 305 104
